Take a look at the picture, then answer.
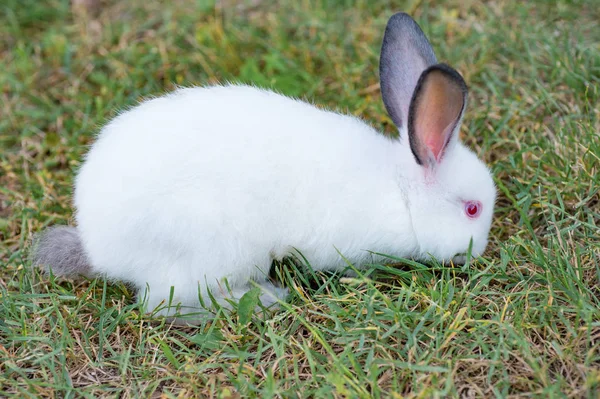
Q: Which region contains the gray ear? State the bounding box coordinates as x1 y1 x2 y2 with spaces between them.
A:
379 13 437 129
408 64 468 167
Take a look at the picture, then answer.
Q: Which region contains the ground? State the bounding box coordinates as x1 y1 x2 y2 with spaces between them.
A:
1 0 599 397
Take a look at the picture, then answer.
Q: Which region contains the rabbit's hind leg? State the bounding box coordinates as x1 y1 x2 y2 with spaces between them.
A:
136 280 211 324
224 279 289 310
137 278 288 325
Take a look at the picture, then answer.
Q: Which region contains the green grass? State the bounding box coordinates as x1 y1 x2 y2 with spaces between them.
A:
1 0 599 397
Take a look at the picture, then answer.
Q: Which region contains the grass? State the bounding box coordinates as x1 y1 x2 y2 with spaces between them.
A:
1 0 599 397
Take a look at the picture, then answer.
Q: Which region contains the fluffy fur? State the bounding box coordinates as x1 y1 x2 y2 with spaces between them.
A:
31 226 92 277
31 13 496 321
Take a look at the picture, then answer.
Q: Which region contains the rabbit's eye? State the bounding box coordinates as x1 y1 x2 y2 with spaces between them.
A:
465 201 482 219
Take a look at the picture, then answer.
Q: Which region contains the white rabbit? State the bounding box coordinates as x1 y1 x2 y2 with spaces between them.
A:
32 13 496 321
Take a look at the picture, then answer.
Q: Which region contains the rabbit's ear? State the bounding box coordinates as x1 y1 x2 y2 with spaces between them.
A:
408 64 468 167
379 13 437 130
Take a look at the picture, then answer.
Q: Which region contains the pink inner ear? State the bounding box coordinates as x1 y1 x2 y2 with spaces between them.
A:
414 71 464 163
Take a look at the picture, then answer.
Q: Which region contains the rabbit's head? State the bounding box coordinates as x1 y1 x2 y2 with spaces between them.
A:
380 13 496 263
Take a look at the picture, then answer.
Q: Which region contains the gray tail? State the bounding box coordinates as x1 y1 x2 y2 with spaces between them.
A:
30 226 94 278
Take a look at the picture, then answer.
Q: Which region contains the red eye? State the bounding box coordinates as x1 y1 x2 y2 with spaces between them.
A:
465 201 482 219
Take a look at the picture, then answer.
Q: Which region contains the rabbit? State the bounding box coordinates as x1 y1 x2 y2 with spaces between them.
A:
32 13 496 322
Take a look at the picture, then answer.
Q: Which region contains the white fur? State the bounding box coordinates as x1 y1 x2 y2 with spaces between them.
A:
73 84 495 319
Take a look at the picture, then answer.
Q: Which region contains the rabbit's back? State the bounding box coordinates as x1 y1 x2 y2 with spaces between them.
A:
74 85 412 285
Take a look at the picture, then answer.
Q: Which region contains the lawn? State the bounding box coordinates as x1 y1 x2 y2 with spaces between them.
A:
1 0 599 397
